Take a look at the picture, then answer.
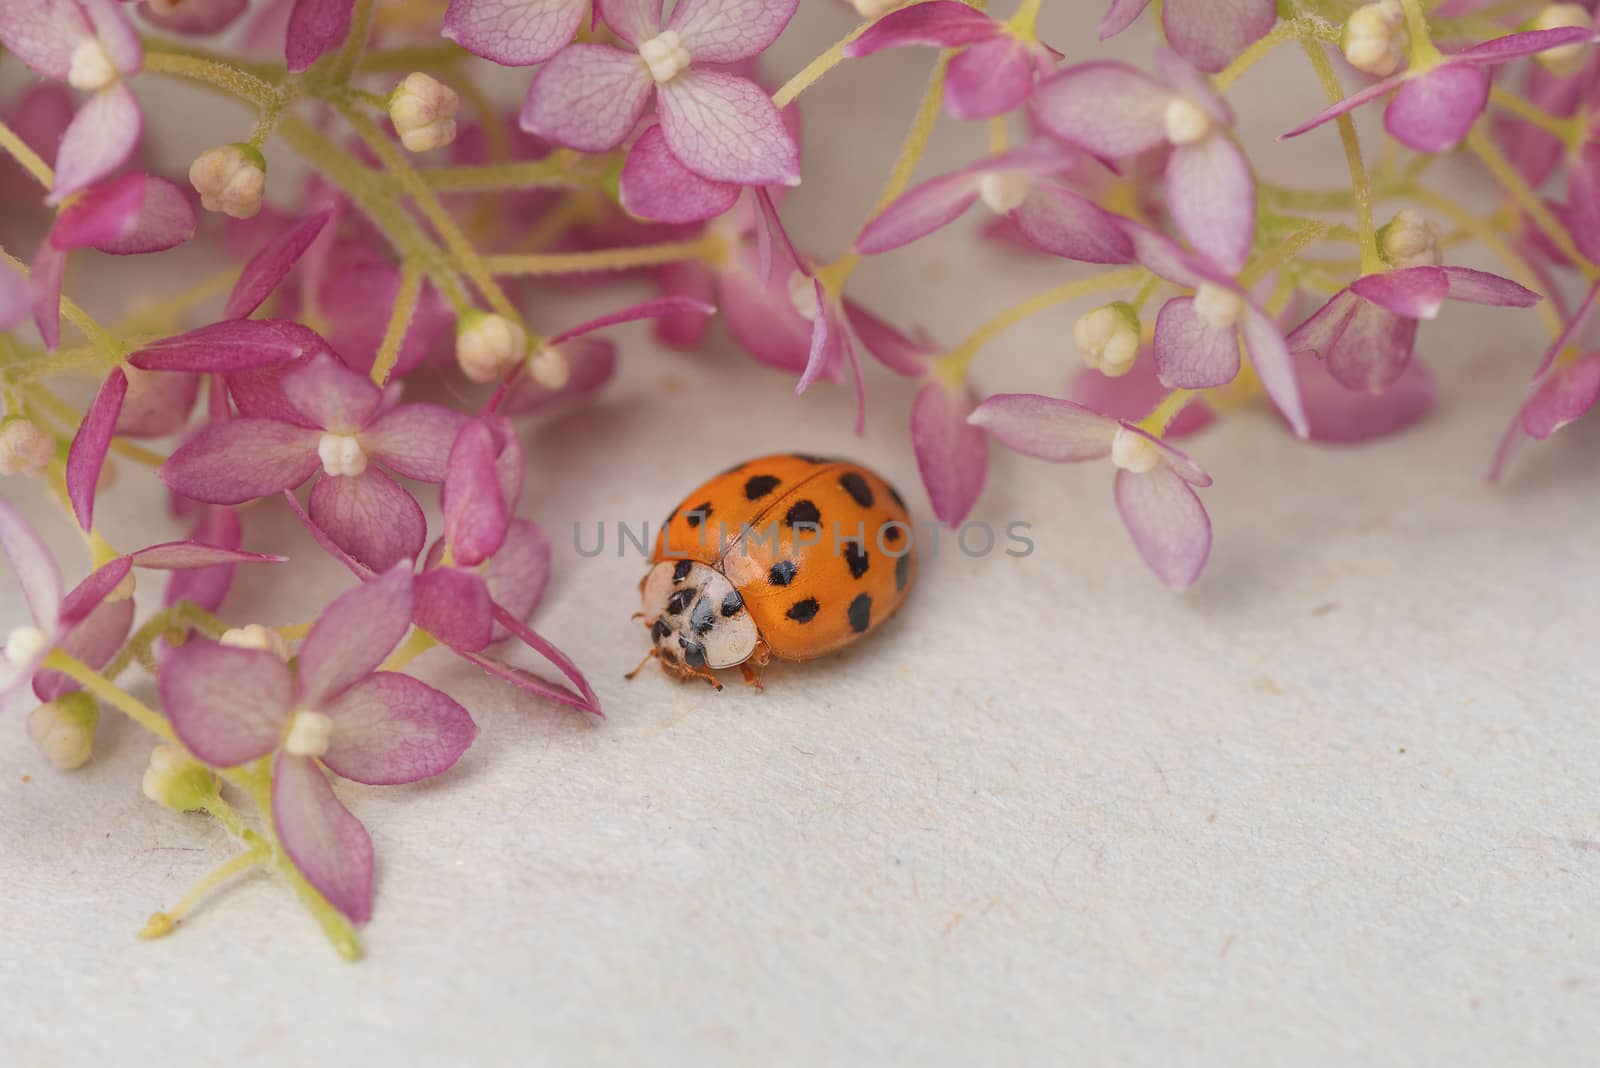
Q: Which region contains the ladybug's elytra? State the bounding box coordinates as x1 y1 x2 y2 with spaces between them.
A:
633 454 916 689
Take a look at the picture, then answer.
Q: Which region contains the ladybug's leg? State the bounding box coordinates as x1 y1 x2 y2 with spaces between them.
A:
739 663 764 691
624 648 657 680
682 663 723 691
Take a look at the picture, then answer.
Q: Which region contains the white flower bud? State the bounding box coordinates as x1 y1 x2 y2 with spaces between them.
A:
1111 426 1162 474
316 432 368 477
1163 97 1212 146
189 143 267 220
977 171 1031 215
527 346 570 390
1193 283 1244 329
456 312 527 383
1378 208 1442 268
389 72 460 153
141 744 220 813
1073 302 1142 377
851 0 900 16
639 30 692 84
220 623 290 660
27 693 98 770
4 625 49 667
68 39 117 91
787 270 820 321
1532 5 1591 77
1343 1 1409 77
283 710 334 758
0 419 55 477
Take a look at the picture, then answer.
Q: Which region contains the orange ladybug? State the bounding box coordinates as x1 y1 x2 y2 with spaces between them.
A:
634 454 916 688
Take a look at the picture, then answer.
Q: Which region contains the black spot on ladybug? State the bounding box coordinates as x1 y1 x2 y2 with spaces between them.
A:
785 500 821 527
768 560 797 586
884 524 903 545
721 590 744 617
660 648 679 665
888 482 907 510
672 560 693 583
744 474 781 500
666 588 695 615
791 452 831 464
690 597 716 636
848 593 873 633
680 638 706 668
651 619 671 642
843 541 869 579
895 554 910 592
787 597 820 623
684 501 713 529
838 471 875 508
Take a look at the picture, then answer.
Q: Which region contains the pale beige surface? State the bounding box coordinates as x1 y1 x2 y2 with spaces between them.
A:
3 6 1599 1066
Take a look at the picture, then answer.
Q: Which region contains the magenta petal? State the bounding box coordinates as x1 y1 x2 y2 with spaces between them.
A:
361 404 466 482
655 261 717 347
1241 306 1307 438
226 209 332 320
658 69 800 187
911 377 989 526
320 672 476 785
1153 297 1241 388
1165 136 1254 275
1437 266 1541 308
0 498 63 632
0 0 91 80
296 565 413 707
1115 464 1211 589
1118 219 1219 288
619 123 741 224
283 488 375 580
856 170 982 254
1289 289 1419 394
1162 0 1275 73
966 392 1117 461
845 1 998 56
163 508 243 612
549 295 718 345
946 36 1037 120
491 602 601 714
1566 146 1600 265
308 469 426 573
668 0 798 63
128 540 283 569
51 173 196 254
596 0 661 46
415 566 495 651
1454 26 1596 64
443 0 589 65
159 419 321 504
1350 267 1453 319
483 519 552 629
519 44 653 152
1532 277 1600 380
34 595 132 701
129 319 322 373
1153 47 1234 125
272 752 374 924
28 235 67 352
160 641 293 766
795 284 839 394
844 301 936 377
1280 74 1405 141
1013 184 1135 264
58 558 132 629
281 350 382 432
320 260 451 380
1522 355 1600 439
1383 63 1489 153
49 84 141 202
719 250 815 374
115 367 199 437
65 368 127 530
285 0 355 71
1030 62 1171 159
1100 0 1152 39
457 647 596 713
442 420 510 566
1296 348 1434 444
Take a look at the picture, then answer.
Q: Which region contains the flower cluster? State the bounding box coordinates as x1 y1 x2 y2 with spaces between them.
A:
2 0 1597 956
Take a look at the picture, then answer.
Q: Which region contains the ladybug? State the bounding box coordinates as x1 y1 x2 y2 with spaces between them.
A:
633 454 916 689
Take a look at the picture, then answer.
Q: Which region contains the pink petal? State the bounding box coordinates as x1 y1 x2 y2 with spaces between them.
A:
946 35 1037 120
1162 0 1275 73
1013 184 1135 263
296 565 414 707
226 209 332 320
308 469 426 573
319 259 451 380
1295 347 1435 444
843 301 936 377
285 0 355 72
442 420 511 566
28 243 67 351
1280 74 1405 141
1153 47 1234 125
499 336 617 415
548 294 717 345
519 44 653 153
795 282 839 394
272 753 374 924
911 377 989 525
719 247 816 375
158 419 321 504
160 641 294 766
484 518 552 629
457 647 597 714
1120 219 1225 289
654 261 717 347
415 566 495 651
320 672 476 785
1350 268 1451 320
658 69 800 186
1153 297 1241 388
1438 266 1541 308
1292 288 1419 394
1115 464 1211 589
596 0 660 46
66 368 126 530
1453 26 1597 64
282 349 382 432
84 0 141 73
128 540 283 569
1521 355 1600 439
844 1 998 56
1383 63 1489 153
1165 135 1254 275
668 0 798 63
1100 0 1151 39
0 0 92 80
443 0 589 65
163 507 243 612
360 404 466 482
1532 277 1600 379
114 367 199 437
1565 145 1600 265
620 123 742 223
966 392 1118 461
0 499 63 633
50 83 141 202
283 488 376 580
1067 355 1216 439
33 593 132 701
130 319 322 373
137 0 247 35
491 602 601 714
50 173 196 254
1030 62 1171 159
58 558 132 628
1241 306 1307 438
855 170 982 254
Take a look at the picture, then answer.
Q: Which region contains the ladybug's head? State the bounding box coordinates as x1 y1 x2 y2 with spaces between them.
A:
639 560 758 680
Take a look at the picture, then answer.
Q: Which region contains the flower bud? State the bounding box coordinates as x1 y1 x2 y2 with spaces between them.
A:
456 311 527 383
189 143 267 220
1531 5 1591 77
0 418 55 478
220 623 291 660
141 745 220 813
389 72 460 152
1111 426 1162 474
27 693 98 770
1377 208 1442 268
1343 1 1409 78
527 345 571 390
1073 302 1141 377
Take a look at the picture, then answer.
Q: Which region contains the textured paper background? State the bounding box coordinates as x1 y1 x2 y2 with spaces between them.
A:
3 5 1598 1065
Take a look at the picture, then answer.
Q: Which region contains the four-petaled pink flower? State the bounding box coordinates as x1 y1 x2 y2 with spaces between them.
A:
521 0 801 187
968 394 1214 589
161 568 476 924
444 0 592 66
1099 0 1275 74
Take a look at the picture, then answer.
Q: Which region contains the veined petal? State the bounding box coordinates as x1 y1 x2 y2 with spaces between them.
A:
1119 219 1224 289
1030 62 1171 159
1350 267 1453 319
320 259 451 381
415 566 495 651
0 0 92 80
1165 135 1254 275
855 169 983 254
1013 184 1135 264
1162 0 1275 73
946 35 1037 121
272 752 374 924
159 419 321 504
361 405 466 482
1241 306 1307 438
1453 26 1596 64
130 319 324 374
654 262 717 347
285 0 355 71
444 0 590 66
966 392 1118 462
1288 288 1419 394
519 44 653 153
1153 47 1234 125
911 377 989 526
484 519 552 630
1153 297 1241 388
321 672 476 785
66 368 127 530
114 366 199 437
51 173 195 254
596 0 661 46
296 565 414 708
667 0 797 63
1100 0 1152 39
658 69 800 186
442 420 510 566
1383 63 1489 153
58 558 131 629
50 83 141 203
225 209 332 320
308 469 426 574
282 349 383 432
1115 465 1211 589
619 123 741 223
844 1 998 56
0 499 63 633
34 595 132 701
160 641 293 766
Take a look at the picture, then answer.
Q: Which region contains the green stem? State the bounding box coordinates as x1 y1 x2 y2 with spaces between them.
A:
330 0 377 83
371 258 423 385
939 268 1146 379
141 52 278 109
1301 40 1382 274
420 155 587 193
43 649 176 743
483 235 718 276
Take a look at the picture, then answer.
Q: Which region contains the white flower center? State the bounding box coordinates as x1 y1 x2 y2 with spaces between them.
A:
1163 97 1212 146
4 625 49 667
1533 4 1590 77
1073 305 1141 376
1111 427 1162 474
977 171 1030 215
283 710 334 758
640 31 691 84
221 623 290 660
67 39 117 91
1342 1 1409 78
317 432 368 477
1193 283 1244 329
787 270 820 321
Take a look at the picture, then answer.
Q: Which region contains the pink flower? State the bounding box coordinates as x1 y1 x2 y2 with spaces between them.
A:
843 0 1060 119
968 394 1214 589
912 373 990 526
138 0 248 35
1490 353 1600 480
0 0 143 200
1099 0 1275 73
1282 26 1595 153
444 0 591 65
521 0 801 187
160 568 477 923
1032 50 1256 274
283 0 355 71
